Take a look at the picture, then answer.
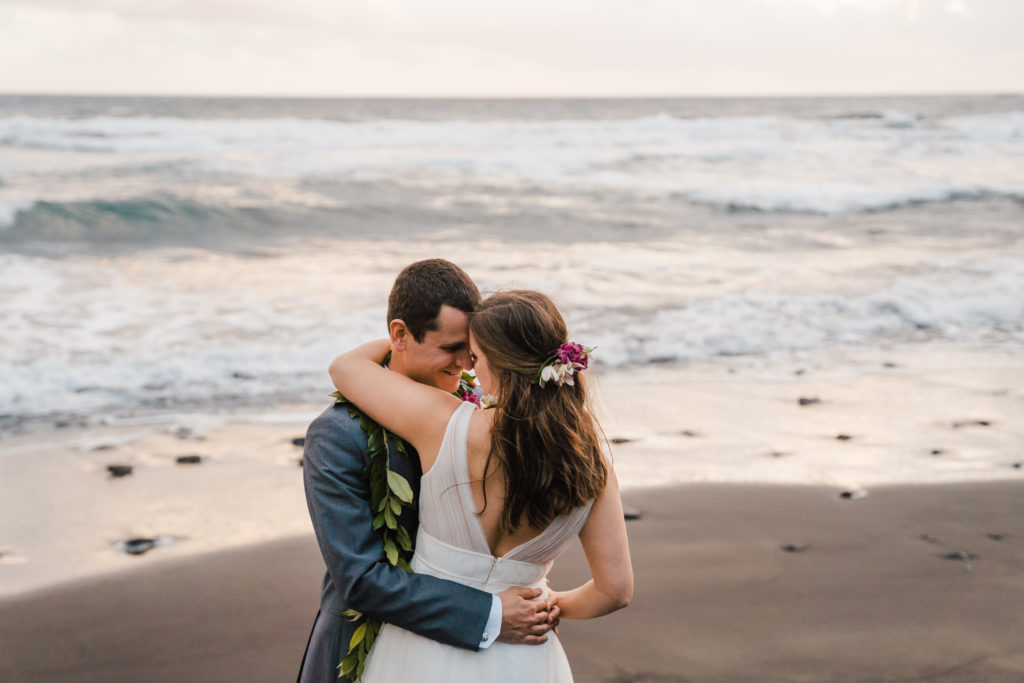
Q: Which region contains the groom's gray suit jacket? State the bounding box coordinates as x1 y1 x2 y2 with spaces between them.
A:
297 402 493 682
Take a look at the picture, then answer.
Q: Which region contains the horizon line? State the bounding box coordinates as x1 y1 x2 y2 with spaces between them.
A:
1 90 1022 101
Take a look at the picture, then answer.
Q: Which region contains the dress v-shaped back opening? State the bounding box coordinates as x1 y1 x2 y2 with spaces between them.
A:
419 401 593 565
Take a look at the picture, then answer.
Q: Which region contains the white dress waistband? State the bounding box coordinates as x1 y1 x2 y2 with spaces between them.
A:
411 528 554 594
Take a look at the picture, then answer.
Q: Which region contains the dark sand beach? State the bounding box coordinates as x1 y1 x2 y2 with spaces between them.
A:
2 482 1022 682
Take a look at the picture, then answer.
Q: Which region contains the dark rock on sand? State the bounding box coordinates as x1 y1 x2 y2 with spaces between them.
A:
176 455 202 465
782 544 810 553
106 465 133 478
836 434 853 441
940 551 977 562
798 397 821 406
985 533 1006 542
769 451 790 458
622 506 642 521
952 420 991 428
122 538 157 555
231 371 255 380
297 458 304 468
91 444 116 452
793 369 806 376
609 437 634 444
920 534 940 544
840 489 868 500
883 362 897 368
930 449 944 456
680 430 700 438
291 437 305 447
1012 462 1022 469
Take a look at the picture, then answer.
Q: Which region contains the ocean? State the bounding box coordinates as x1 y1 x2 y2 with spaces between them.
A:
1 93 1022 435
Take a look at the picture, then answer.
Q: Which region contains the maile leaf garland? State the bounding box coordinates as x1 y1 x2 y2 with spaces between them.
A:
329 391 415 681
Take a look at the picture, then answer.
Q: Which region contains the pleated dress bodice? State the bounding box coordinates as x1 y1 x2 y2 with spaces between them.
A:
414 401 593 593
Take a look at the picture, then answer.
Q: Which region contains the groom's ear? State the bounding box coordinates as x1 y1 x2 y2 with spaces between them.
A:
389 319 410 350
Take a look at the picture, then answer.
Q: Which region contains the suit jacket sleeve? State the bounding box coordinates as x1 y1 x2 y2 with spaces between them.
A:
303 406 493 651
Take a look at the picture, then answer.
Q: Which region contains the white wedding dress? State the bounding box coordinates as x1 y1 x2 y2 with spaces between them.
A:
362 401 592 682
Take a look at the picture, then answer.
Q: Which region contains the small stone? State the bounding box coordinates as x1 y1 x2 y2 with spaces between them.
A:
839 489 868 500
930 449 944 456
952 420 991 428
291 437 306 447
609 437 634 444
836 434 853 441
106 464 133 478
782 544 809 553
1013 463 1022 469
883 362 897 368
680 430 700 438
231 371 255 380
770 451 789 458
794 369 806 376
297 458 304 468
91 444 116 452
623 505 642 521
940 551 976 562
798 397 821 406
123 538 157 555
985 533 1006 542
176 455 202 465
920 534 940 544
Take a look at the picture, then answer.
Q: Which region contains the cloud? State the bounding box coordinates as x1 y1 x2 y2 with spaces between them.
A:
0 0 1020 95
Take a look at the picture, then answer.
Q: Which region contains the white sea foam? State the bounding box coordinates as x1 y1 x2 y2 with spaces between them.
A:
0 199 34 230
1 245 1021 425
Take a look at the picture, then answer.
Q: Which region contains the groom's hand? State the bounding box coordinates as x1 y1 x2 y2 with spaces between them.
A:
497 586 550 645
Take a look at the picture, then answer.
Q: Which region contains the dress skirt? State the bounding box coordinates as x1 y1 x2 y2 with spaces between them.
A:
361 529 574 682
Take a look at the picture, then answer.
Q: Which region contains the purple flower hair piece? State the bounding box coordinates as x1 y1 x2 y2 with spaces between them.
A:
533 341 595 388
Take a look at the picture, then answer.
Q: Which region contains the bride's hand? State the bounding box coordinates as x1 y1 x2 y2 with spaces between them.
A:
545 592 561 635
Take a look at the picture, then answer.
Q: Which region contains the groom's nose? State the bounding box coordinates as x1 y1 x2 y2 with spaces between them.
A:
454 348 473 370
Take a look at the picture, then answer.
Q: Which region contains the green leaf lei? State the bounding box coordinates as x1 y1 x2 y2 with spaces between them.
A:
329 390 415 681
330 371 480 681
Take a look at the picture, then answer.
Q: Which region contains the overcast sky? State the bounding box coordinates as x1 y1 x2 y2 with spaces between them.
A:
1 0 1021 97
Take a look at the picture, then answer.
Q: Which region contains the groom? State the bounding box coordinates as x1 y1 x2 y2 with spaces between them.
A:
297 259 554 682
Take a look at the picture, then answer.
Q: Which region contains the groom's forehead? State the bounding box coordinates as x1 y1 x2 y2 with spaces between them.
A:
425 306 469 346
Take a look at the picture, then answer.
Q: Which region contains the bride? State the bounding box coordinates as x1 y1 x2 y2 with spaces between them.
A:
329 289 633 682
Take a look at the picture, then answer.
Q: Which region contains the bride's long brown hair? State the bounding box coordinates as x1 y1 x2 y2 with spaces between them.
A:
470 290 608 535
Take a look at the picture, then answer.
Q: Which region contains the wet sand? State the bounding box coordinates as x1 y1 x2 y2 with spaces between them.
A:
2 482 1022 682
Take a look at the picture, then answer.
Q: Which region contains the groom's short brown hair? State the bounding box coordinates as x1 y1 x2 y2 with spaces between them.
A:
387 259 480 342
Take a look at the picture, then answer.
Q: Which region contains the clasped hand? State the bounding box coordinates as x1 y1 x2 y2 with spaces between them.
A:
497 586 561 645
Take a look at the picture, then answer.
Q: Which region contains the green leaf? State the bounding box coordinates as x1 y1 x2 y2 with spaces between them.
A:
371 513 384 531
377 497 389 512
384 505 397 530
396 556 413 573
341 609 363 620
339 652 357 678
397 525 412 551
389 497 402 515
384 539 399 565
393 438 408 455
386 470 414 503
367 428 384 454
365 622 378 650
349 622 367 650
